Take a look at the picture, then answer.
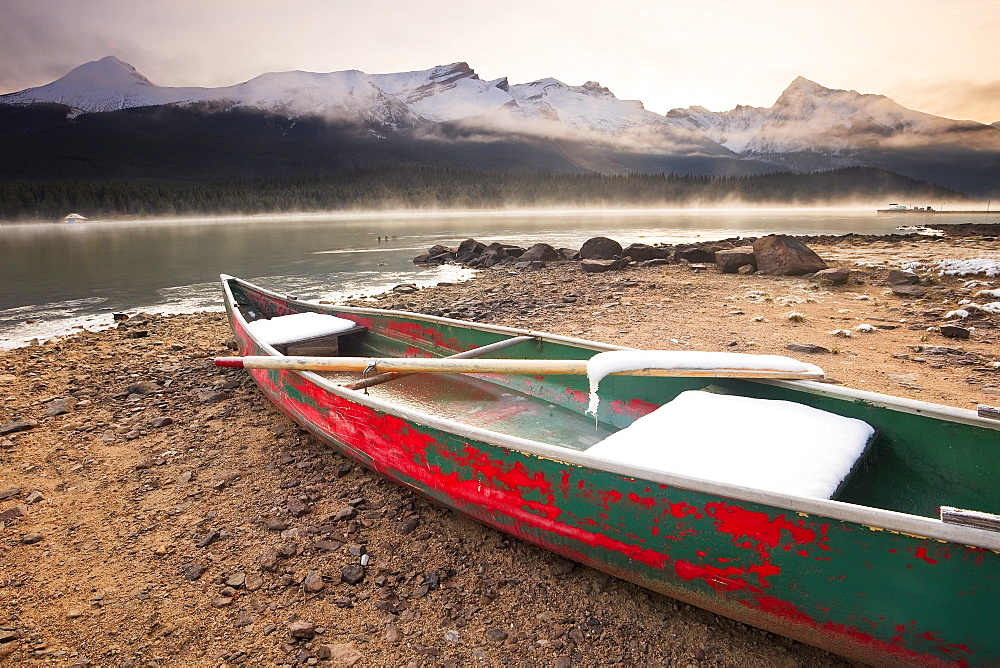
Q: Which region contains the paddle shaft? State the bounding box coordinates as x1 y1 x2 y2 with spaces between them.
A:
215 355 824 379
343 335 536 390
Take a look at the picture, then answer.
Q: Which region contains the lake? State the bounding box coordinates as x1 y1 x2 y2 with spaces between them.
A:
0 207 950 348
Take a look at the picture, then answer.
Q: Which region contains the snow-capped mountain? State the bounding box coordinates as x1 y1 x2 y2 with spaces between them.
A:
0 56 697 146
667 76 989 156
4 57 1000 193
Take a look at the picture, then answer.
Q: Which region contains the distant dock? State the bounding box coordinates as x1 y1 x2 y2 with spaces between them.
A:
876 208 992 216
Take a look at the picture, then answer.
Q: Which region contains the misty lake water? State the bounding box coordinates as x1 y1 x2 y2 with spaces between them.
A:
0 208 940 348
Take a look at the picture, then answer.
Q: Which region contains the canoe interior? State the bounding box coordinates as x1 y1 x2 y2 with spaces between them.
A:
229 279 1000 521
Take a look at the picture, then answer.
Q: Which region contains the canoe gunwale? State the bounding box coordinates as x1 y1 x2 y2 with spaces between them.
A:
221 275 1000 551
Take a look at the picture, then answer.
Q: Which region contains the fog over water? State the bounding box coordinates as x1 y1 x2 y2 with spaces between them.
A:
0 208 970 348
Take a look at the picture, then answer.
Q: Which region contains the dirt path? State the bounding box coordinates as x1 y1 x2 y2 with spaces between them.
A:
1 234 998 667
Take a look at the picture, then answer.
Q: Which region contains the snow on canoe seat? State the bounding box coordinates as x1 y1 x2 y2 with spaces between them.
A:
247 312 366 356
586 390 875 499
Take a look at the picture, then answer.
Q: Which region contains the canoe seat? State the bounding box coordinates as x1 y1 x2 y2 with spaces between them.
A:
247 312 366 356
586 390 875 499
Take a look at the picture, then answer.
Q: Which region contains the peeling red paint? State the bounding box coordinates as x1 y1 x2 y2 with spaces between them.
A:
607 397 658 420
627 492 658 508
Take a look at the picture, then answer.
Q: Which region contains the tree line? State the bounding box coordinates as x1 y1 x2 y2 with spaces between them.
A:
0 166 962 221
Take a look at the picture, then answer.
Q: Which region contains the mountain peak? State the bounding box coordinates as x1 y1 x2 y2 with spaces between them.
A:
428 62 478 83
782 76 826 96
62 56 155 87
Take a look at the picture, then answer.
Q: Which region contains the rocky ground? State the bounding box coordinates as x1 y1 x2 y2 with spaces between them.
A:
1 232 999 667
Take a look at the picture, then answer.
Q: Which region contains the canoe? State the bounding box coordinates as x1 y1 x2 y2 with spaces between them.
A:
220 274 1000 666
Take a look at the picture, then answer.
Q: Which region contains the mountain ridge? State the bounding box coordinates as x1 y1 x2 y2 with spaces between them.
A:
3 57 1000 195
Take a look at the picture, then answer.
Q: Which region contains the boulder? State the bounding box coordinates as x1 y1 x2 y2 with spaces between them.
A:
423 244 456 265
518 243 562 263
623 243 671 262
456 238 486 256
752 235 828 275
579 237 623 260
715 247 756 274
500 244 525 258
887 269 920 285
812 267 851 285
455 238 487 263
473 247 507 268
676 243 730 263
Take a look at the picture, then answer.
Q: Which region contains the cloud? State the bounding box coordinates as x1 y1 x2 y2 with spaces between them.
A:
887 80 1000 125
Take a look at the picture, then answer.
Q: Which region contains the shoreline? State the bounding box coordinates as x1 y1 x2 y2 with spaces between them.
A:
1 232 998 665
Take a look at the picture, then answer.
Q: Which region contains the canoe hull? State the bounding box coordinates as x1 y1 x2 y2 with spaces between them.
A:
224 276 999 666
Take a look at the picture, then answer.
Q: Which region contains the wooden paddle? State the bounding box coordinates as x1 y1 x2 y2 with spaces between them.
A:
214 355 825 380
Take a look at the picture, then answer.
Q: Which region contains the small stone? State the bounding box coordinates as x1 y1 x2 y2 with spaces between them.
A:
891 284 926 298
264 518 288 532
0 629 20 643
888 373 923 391
397 517 420 535
226 572 246 588
259 547 280 572
21 533 43 544
176 471 194 485
125 380 159 395
196 529 219 548
0 417 37 435
313 539 341 552
278 541 299 558
181 563 207 581
0 487 21 500
211 596 233 608
812 267 851 285
234 610 254 628
940 325 971 339
341 564 365 585
323 644 362 666
303 571 325 593
887 269 920 285
151 417 173 428
287 498 311 517
385 624 403 643
334 506 357 522
786 342 831 354
486 628 508 642
0 504 25 524
245 574 264 591
289 620 316 639
44 397 77 417
25 490 43 504
66 609 85 619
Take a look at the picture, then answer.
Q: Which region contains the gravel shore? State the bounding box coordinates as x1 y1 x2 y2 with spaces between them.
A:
1 232 998 666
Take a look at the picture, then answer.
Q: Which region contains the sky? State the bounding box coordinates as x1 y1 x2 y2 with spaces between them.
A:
2 0 1000 123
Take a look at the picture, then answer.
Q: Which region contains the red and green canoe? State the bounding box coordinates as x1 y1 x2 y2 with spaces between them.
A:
220 274 1000 666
